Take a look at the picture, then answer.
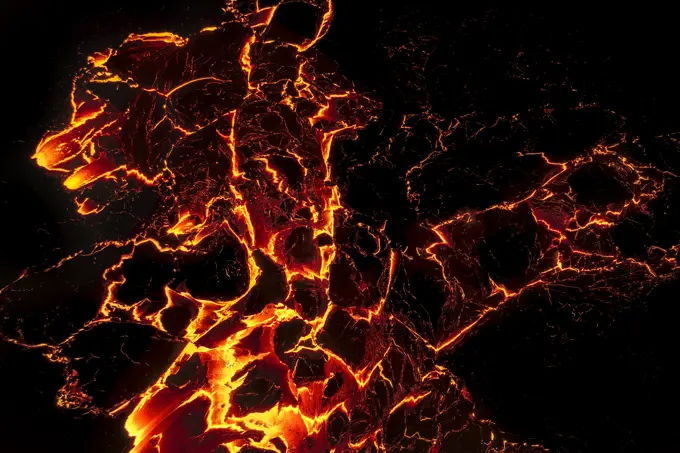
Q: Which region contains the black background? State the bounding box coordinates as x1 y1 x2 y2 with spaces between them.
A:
1 2 680 452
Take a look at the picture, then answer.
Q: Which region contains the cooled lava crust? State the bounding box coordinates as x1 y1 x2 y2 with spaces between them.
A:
2 2 680 453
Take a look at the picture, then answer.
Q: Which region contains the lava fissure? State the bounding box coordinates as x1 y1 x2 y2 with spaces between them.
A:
3 1 679 453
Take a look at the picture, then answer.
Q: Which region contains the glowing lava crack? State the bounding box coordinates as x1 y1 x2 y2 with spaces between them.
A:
3 1 679 453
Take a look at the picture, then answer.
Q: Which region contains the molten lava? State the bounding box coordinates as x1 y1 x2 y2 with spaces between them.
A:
3 1 678 453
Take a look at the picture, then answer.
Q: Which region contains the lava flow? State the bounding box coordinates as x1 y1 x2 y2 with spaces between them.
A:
3 1 680 453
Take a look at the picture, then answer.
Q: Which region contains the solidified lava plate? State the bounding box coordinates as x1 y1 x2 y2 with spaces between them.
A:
2 1 680 453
